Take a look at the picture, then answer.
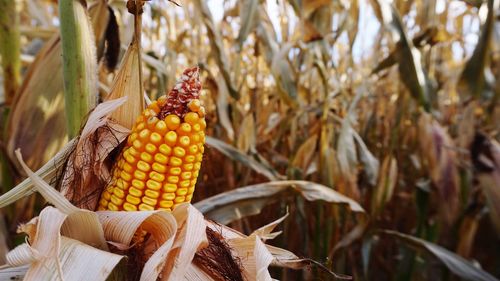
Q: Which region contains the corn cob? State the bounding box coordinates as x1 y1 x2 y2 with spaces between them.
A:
98 67 206 212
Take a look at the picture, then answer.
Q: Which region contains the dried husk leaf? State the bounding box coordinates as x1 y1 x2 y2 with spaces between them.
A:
60 97 130 210
104 36 145 129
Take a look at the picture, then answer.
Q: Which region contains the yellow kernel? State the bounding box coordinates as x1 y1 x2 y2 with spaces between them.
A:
159 200 174 208
147 116 159 128
159 144 172 155
190 179 197 186
137 160 151 172
165 115 181 130
174 196 186 203
101 190 111 200
150 132 162 144
159 207 172 212
129 187 143 197
177 123 191 135
198 107 206 118
162 193 176 200
188 186 195 194
149 171 165 182
169 167 182 175
163 183 177 192
99 198 109 208
178 136 190 147
132 179 145 189
123 202 138 211
199 132 206 143
128 146 140 156
120 170 132 181
196 153 203 162
184 112 200 125
193 171 199 178
107 202 119 211
190 134 201 143
133 170 147 181
169 157 182 166
146 180 162 191
179 180 190 188
186 194 193 201
116 179 128 189
194 162 201 170
181 172 192 180
183 163 194 171
185 155 195 163
192 123 202 132
199 119 206 130
139 129 150 140
140 152 153 163
136 122 146 131
145 190 160 199
199 145 205 153
155 120 168 135
157 95 167 106
165 131 177 146
110 195 124 206
188 145 198 154
153 153 168 165
126 195 141 205
149 102 160 114
145 143 157 154
123 162 133 173
176 188 188 196
132 139 142 150
113 189 125 198
152 162 167 173
188 99 201 112
124 150 135 163
128 132 138 145
142 197 158 206
139 203 154 211
173 147 186 158
167 176 179 184
97 206 106 211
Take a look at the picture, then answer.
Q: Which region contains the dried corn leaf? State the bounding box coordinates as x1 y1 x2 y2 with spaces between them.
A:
292 134 318 175
382 230 499 281
371 156 397 216
237 114 256 153
195 180 365 224
192 0 238 99
6 35 67 171
370 0 431 111
458 0 499 98
418 113 460 224
206 136 283 180
470 133 500 234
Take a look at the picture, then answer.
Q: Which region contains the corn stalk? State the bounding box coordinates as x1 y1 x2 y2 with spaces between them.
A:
59 0 97 138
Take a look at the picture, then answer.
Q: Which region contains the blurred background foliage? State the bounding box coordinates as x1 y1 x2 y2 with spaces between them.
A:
0 0 499 280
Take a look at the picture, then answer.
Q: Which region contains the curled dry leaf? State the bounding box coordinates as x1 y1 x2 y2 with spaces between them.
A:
60 97 130 210
418 113 460 224
470 133 500 234
371 156 397 216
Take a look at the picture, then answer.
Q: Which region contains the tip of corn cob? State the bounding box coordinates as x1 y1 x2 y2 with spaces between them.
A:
158 67 202 119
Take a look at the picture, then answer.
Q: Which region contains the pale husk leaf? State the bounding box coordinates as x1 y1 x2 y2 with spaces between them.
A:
105 37 145 129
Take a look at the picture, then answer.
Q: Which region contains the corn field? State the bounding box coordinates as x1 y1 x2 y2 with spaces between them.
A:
0 0 499 280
